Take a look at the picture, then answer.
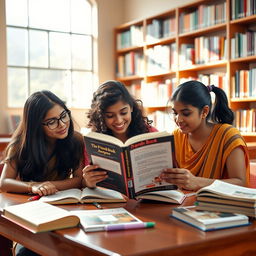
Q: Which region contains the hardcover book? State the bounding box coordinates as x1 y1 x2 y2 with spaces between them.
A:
196 180 256 217
171 206 249 231
2 201 80 233
83 131 178 202
39 187 127 204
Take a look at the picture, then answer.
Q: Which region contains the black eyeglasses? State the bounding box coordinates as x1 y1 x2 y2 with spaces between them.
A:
42 110 71 130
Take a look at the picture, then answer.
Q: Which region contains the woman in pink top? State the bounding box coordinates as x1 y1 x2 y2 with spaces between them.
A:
83 80 157 188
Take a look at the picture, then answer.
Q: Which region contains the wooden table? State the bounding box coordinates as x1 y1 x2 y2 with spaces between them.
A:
0 192 256 256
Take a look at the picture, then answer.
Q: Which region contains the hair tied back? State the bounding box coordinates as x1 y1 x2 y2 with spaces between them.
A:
207 84 214 92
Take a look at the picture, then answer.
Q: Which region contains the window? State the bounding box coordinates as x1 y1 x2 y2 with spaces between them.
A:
6 0 96 108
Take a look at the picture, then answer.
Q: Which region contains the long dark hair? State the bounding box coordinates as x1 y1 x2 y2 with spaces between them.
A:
171 80 234 124
87 80 152 138
4 90 83 181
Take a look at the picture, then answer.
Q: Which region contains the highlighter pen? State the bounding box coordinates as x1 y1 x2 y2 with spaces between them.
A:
105 222 155 231
28 195 41 201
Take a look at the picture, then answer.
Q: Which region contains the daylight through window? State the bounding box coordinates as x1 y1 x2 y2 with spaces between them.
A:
6 0 95 108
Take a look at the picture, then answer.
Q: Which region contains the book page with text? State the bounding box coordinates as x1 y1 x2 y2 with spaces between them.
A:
39 188 82 203
198 180 256 200
4 201 72 225
130 141 173 194
91 155 122 175
81 187 124 200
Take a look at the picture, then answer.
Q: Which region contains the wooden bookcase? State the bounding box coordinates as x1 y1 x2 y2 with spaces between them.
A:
114 0 256 158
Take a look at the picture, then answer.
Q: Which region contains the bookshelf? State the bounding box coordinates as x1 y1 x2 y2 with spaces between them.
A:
114 0 256 157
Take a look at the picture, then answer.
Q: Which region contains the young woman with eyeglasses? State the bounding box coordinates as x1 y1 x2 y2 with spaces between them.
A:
0 90 84 195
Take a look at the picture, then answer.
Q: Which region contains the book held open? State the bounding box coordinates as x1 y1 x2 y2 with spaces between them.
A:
83 131 179 203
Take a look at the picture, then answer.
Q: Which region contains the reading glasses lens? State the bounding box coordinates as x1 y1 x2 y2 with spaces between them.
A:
44 112 70 130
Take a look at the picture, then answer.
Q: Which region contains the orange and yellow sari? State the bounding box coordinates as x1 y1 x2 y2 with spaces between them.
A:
173 124 250 185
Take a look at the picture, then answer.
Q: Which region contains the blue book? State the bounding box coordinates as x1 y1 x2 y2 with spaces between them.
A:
171 206 250 231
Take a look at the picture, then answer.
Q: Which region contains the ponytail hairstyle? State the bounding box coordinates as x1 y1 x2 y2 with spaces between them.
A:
4 90 83 181
171 80 234 124
87 80 152 138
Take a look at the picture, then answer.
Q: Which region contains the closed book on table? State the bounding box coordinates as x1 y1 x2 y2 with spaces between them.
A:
171 206 249 231
71 207 145 232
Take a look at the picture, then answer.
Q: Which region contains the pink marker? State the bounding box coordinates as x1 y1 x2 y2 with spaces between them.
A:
105 222 155 231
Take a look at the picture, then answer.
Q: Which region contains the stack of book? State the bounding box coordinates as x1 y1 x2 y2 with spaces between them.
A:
195 180 256 217
171 206 249 231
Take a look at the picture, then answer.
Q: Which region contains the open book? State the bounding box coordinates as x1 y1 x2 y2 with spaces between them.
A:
39 187 126 204
2 201 80 233
71 207 144 232
83 130 177 203
137 189 186 204
171 206 249 231
196 180 256 217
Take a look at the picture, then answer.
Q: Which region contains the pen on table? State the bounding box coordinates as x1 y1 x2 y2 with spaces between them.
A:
105 222 155 231
92 202 103 209
28 195 41 201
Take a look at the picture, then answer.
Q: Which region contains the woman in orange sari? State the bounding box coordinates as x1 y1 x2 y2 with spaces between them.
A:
160 80 250 191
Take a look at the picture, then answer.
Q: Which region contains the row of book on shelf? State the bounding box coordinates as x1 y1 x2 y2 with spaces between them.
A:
146 43 177 75
116 15 176 50
234 109 256 133
231 30 256 59
231 64 256 98
231 0 256 20
116 0 255 51
118 1 227 40
125 69 256 103
146 16 176 43
117 39 256 78
116 36 228 76
179 1 226 34
116 25 143 50
117 51 144 77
